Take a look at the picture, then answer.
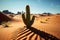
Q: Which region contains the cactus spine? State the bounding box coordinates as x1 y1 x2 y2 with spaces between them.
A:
22 5 35 27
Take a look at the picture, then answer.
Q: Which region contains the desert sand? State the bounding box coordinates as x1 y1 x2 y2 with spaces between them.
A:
0 14 60 40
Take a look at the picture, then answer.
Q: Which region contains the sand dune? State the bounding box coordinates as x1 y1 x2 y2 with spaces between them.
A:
0 14 60 40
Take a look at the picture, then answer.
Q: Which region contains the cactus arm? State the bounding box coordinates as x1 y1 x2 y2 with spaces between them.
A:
22 14 27 25
30 16 35 25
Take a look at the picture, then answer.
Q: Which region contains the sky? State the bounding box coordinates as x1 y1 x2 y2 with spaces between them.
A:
0 0 60 14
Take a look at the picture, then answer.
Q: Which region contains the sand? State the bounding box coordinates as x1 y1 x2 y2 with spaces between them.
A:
0 14 60 40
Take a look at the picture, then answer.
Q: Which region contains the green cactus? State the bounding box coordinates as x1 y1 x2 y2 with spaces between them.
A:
22 5 35 27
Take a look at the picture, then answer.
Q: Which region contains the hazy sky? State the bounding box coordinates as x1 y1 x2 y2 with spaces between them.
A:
0 0 60 14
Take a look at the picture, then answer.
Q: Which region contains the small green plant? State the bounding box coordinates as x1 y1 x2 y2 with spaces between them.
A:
22 5 35 27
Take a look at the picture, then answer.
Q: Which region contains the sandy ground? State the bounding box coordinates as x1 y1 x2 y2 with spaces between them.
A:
0 14 60 40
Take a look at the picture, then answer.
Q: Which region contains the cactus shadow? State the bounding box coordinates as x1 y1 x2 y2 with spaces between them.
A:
27 26 60 40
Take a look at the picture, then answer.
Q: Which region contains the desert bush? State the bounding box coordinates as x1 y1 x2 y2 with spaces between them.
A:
0 21 10 27
9 14 14 17
4 25 9 27
45 19 48 21
40 21 46 23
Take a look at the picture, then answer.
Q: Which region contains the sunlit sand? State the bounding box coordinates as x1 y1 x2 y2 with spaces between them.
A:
0 14 60 40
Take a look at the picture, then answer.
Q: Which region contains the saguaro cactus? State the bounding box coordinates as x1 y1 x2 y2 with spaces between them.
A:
22 5 35 27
